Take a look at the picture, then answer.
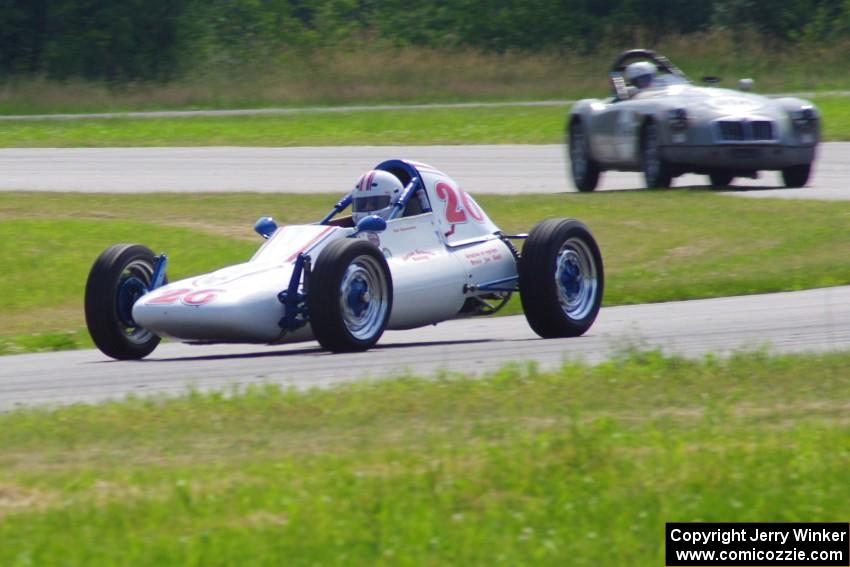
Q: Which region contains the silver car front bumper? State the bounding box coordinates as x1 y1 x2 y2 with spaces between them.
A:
662 144 816 171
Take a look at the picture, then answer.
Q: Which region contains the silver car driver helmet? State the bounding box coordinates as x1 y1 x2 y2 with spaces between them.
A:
625 61 657 89
351 169 404 222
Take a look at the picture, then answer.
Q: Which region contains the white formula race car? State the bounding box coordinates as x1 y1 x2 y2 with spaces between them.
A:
85 159 604 360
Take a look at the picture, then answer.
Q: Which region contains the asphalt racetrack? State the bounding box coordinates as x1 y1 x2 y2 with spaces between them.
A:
0 143 848 199
1 286 848 410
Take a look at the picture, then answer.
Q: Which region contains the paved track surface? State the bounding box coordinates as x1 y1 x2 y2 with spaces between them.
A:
1 286 847 411
1 144 847 199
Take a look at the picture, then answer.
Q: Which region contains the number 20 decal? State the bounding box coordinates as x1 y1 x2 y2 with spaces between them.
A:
147 288 222 306
435 182 485 224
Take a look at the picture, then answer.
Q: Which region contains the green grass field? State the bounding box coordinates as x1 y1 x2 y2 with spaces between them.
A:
0 349 847 565
1 96 849 147
2 190 849 354
0 105 558 147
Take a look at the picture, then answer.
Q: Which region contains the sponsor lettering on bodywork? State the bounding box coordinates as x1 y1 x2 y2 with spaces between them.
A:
402 249 437 262
464 246 503 266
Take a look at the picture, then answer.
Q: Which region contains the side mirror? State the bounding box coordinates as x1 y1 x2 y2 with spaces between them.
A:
254 216 278 239
355 215 387 234
738 78 754 92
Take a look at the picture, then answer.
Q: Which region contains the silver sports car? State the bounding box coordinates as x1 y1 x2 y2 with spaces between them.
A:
567 49 819 191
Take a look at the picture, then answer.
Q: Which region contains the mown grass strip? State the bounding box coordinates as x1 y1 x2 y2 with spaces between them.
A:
1 190 848 354
1 96 848 147
0 350 847 565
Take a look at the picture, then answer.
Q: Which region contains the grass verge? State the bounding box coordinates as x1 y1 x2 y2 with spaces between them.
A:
1 190 848 354
0 349 848 565
1 96 849 147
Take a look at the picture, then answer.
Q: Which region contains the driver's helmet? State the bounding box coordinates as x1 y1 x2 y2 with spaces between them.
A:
625 61 657 89
351 169 403 223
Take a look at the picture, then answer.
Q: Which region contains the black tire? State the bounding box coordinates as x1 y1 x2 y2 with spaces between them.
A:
308 239 393 352
640 121 673 188
781 163 812 188
568 119 601 192
84 244 163 360
518 219 604 338
708 170 735 187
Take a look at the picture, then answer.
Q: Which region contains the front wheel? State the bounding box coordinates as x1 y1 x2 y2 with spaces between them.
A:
308 239 393 352
641 121 673 189
781 163 812 188
519 219 604 338
568 119 601 192
84 244 163 360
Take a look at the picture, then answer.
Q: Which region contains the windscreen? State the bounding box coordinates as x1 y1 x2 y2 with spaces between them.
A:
651 74 689 87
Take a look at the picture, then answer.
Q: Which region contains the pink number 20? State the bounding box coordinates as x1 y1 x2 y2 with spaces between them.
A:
435 182 485 224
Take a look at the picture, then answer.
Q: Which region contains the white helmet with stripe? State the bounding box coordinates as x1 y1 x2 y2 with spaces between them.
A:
625 61 657 89
352 169 403 222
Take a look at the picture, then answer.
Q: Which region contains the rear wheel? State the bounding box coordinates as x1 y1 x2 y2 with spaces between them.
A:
85 244 163 360
519 219 604 338
708 170 735 187
308 239 393 352
641 121 673 188
781 163 811 188
568 120 601 192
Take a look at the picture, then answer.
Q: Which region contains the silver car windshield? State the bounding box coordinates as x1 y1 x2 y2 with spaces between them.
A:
651 74 690 88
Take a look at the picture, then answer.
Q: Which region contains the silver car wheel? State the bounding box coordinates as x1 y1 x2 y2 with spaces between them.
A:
554 237 599 321
570 124 588 180
643 123 661 180
338 255 390 341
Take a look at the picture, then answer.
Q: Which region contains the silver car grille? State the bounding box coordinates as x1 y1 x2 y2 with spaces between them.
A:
715 119 776 142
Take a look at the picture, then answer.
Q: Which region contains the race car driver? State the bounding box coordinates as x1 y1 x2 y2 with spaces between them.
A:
625 61 657 90
351 169 404 222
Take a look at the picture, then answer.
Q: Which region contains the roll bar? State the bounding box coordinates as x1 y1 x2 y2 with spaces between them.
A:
318 177 420 225
610 49 687 79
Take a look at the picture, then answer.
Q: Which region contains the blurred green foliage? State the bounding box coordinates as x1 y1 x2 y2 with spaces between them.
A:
1 0 850 82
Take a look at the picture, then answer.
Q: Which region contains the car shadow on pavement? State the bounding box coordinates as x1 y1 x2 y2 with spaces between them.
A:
718 185 786 192
148 338 495 363
672 184 785 192
151 345 325 362
371 338 496 351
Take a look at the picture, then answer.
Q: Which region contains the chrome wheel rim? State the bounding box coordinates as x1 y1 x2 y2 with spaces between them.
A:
554 238 598 320
570 124 588 181
117 259 155 345
339 255 389 341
